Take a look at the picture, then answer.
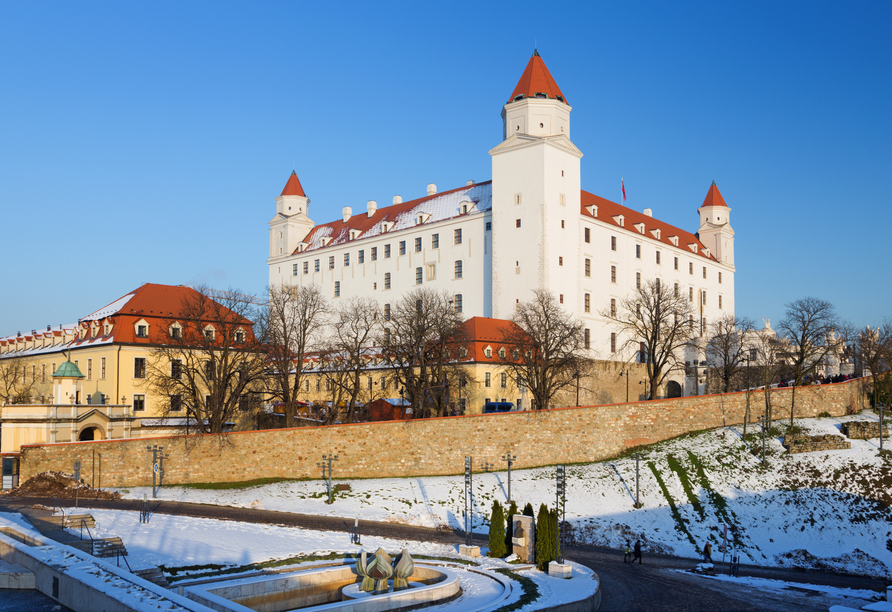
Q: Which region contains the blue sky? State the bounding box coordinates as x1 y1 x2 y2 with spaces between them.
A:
1 1 889 335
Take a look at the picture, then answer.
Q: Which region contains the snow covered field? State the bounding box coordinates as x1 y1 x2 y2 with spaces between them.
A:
116 412 892 579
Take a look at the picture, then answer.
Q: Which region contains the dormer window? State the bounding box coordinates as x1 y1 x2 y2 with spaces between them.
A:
613 214 625 227
484 346 493 358
634 222 645 234
498 347 506 359
203 325 215 341
669 236 679 246
297 242 309 253
349 229 361 240
381 221 394 233
514 95 524 102
416 212 431 225
585 204 598 217
556 96 564 102
134 319 149 339
535 92 547 98
169 323 182 339
320 237 332 247
651 229 661 239
702 248 710 258
234 329 245 344
688 243 699 253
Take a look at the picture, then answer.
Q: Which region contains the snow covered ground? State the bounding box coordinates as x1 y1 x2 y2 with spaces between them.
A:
115 412 892 580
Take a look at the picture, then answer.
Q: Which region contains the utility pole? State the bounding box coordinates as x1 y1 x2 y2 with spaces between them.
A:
502 452 517 503
316 453 339 504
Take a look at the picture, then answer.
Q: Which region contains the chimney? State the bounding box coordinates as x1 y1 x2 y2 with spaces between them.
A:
392 195 402 205
367 200 377 216
643 208 653 217
427 183 437 196
466 179 475 186
342 207 352 222
47 325 51 331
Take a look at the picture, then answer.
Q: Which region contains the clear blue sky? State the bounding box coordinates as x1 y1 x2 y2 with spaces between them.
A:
1 1 890 335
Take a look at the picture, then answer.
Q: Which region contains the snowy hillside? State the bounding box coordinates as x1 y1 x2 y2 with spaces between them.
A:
118 411 892 579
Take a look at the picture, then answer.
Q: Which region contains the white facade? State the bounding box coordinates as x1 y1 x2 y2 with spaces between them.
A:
267 53 736 396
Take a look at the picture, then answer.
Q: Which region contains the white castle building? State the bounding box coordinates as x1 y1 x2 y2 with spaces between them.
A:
268 52 735 395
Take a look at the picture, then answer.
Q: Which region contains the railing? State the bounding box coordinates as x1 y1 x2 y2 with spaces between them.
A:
52 497 64 517
112 548 132 572
79 519 95 552
139 494 150 524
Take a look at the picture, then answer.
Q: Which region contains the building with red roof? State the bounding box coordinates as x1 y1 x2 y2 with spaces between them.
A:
269 51 735 400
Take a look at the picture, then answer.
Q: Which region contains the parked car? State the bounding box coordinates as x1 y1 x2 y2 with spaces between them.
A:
483 401 515 414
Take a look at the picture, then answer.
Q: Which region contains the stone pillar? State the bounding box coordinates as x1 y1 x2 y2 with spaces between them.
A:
512 515 535 564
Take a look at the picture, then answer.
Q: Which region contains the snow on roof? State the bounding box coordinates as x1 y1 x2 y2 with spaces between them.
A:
300 182 492 253
81 292 136 322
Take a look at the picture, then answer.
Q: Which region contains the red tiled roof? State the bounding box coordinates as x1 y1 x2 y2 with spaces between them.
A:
508 50 568 105
700 181 728 208
281 171 306 197
581 191 716 261
459 317 525 362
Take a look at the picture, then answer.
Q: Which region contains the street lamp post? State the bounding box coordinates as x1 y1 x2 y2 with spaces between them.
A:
632 453 642 508
463 456 473 547
574 371 580 407
316 453 339 504
501 452 517 503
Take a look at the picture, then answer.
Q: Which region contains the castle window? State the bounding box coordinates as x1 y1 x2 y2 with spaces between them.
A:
561 220 565 229
136 324 148 338
559 256 563 266
384 244 391 258
329 256 335 270
560 294 564 304
454 229 462 244
689 262 693 274
584 328 590 349
656 251 661 264
584 293 590 313
358 250 364 264
719 295 723 309
689 287 694 301
485 372 492 387
432 233 439 249
515 194 521 204
334 281 340 297
636 272 641 289
303 261 309 274
501 372 508 388
719 271 722 284
702 291 707 305
610 333 616 353
585 258 591 277
415 237 422 252
399 241 406 256
344 253 350 267
427 264 436 280
674 283 679 297
486 222 492 231
384 304 391 321
703 267 707 279
610 298 616 316
100 358 106 379
315 259 320 272
674 257 678 270
455 260 463 279
133 394 145 411
171 359 182 380
635 244 641 259
292 263 298 276
416 267 423 285
516 219 521 228
454 294 462 313
611 236 616 251
384 273 391 289
585 227 590 243
134 358 146 379
611 265 617 283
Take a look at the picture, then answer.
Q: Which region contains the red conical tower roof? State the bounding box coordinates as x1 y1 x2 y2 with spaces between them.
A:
700 181 728 208
280 170 306 197
508 50 568 105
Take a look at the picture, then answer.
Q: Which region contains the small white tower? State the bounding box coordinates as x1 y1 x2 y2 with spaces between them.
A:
269 171 315 261
697 182 735 268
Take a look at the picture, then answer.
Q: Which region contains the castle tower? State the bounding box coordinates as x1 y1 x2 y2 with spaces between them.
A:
697 182 735 268
490 51 583 318
269 171 315 262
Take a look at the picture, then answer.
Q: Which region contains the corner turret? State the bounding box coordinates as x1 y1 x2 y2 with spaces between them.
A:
269 171 315 260
697 182 735 268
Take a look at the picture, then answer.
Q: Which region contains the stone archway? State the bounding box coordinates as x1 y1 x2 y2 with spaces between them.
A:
78 426 106 441
667 380 682 398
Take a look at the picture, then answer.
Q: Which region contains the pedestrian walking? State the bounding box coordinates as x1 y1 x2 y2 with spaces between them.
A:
702 542 712 563
623 541 632 564
632 540 642 565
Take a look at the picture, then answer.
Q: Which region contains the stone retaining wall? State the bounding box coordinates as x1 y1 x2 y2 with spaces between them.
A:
17 378 868 488
840 420 889 440
782 434 851 454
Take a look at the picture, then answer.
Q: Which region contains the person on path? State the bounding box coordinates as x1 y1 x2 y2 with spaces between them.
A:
623 542 632 564
702 542 712 563
633 540 642 565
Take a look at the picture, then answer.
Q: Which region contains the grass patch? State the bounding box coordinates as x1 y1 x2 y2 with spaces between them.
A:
648 462 697 547
686 450 750 551
666 455 704 519
180 477 306 490
492 568 540 612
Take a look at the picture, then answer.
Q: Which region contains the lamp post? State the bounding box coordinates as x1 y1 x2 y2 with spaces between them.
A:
632 452 642 508
316 453 339 504
463 456 473 547
502 452 517 503
555 465 566 564
640 379 649 401
879 404 885 453
574 371 580 407
621 370 630 403
743 357 751 437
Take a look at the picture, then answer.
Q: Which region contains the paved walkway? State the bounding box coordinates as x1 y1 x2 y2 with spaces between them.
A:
1 495 886 611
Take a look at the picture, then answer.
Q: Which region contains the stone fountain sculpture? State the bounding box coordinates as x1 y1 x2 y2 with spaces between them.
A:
356 548 415 594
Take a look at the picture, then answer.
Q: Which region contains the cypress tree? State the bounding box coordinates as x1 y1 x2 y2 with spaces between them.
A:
535 504 554 570
522 502 535 517
488 500 506 557
504 500 518 554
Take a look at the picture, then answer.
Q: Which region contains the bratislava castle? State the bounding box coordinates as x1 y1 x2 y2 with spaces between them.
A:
268 52 735 369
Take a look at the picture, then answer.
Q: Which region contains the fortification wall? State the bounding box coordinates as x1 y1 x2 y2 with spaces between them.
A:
18 378 867 488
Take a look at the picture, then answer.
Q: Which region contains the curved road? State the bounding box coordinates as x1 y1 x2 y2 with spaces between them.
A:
1 496 884 611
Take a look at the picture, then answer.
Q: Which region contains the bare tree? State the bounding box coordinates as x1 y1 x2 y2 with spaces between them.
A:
704 314 756 393
323 297 381 423
854 321 892 407
377 288 465 419
499 290 585 410
602 278 695 400
0 358 39 404
264 284 330 428
778 297 847 427
146 286 268 434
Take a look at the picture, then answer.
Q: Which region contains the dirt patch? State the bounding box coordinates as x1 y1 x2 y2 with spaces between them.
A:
3 471 121 500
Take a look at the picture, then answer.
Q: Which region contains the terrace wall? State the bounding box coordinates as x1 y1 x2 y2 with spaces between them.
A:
17 378 868 488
